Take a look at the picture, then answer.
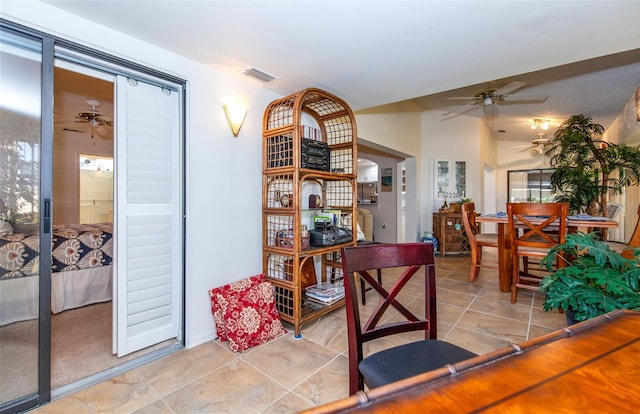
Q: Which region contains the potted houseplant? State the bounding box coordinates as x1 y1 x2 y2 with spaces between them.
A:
545 114 640 238
539 232 640 324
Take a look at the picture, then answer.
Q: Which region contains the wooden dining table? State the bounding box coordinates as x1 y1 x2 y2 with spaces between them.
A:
304 310 640 413
475 213 618 292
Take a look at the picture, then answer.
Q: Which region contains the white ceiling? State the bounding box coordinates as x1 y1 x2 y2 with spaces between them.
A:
41 0 640 143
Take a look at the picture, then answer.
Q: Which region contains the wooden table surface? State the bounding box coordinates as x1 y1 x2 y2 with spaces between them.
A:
305 310 640 413
475 214 618 292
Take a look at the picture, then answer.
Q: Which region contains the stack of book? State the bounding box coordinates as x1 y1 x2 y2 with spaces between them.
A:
305 282 345 305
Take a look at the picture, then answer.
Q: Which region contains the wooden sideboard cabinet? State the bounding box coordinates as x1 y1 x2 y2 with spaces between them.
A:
433 212 470 255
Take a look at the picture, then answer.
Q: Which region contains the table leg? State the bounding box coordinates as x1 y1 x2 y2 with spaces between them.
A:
497 223 511 292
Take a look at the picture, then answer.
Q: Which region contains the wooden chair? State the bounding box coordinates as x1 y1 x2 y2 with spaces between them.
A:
607 204 640 260
461 202 499 283
507 202 569 303
340 242 477 395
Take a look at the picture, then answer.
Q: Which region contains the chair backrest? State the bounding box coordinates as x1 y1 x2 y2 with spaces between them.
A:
340 243 437 391
627 204 640 248
461 202 480 242
507 202 569 250
607 203 621 219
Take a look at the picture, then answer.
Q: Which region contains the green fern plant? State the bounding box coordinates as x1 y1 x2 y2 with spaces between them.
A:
539 232 640 323
545 114 640 219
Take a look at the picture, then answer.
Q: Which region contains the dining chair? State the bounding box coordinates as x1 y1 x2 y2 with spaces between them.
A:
607 204 640 260
340 242 477 395
507 202 569 303
461 202 499 283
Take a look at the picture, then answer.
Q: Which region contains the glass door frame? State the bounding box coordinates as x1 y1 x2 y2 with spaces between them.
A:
0 21 53 414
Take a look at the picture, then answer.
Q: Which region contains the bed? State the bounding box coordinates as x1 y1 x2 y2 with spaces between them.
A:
0 223 113 326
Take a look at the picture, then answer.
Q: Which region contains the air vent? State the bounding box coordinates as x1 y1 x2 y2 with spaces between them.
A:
243 67 279 83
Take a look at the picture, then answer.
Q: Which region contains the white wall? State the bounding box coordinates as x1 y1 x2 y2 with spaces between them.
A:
420 111 483 233
355 101 422 157
357 163 378 183
2 1 282 348
355 102 422 241
357 106 486 238
603 91 640 146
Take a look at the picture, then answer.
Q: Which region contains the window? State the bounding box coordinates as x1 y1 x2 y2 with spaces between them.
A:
79 154 113 223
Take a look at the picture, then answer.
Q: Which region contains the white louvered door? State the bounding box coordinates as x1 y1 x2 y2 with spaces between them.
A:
114 76 182 356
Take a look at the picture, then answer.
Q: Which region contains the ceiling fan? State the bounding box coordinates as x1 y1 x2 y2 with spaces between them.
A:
442 81 548 118
75 98 112 126
58 98 112 139
511 133 551 155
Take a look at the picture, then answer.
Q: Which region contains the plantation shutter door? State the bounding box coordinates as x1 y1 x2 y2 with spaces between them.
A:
114 75 182 357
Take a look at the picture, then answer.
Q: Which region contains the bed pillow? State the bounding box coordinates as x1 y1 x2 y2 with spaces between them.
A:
209 273 264 341
0 219 13 236
220 280 288 352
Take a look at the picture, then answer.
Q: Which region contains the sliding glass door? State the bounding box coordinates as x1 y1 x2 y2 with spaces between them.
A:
1 19 185 413
0 27 49 412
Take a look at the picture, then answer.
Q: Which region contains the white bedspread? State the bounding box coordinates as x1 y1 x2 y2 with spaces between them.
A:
51 266 112 314
0 266 112 326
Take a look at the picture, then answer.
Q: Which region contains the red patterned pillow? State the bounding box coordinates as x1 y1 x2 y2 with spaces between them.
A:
221 281 288 352
209 273 264 341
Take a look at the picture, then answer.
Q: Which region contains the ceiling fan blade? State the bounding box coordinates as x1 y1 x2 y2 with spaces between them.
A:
532 138 550 145
62 127 86 134
96 118 113 127
511 144 532 149
502 94 548 102
446 96 478 101
493 81 526 96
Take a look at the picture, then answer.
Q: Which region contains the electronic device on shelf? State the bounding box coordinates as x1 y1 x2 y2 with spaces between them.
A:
309 225 352 247
267 135 330 171
301 138 330 171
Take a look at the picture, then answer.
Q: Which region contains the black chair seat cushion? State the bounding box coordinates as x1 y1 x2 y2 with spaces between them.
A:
359 340 477 389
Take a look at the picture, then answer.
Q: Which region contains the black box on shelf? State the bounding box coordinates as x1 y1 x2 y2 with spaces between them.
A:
267 135 330 171
309 227 352 247
301 138 330 171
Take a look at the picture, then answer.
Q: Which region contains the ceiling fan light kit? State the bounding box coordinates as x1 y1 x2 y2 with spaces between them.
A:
531 118 550 130
57 97 113 139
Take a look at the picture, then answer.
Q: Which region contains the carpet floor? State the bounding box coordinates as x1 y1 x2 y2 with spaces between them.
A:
1 302 176 403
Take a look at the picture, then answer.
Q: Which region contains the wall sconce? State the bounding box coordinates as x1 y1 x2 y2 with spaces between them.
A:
531 118 550 130
223 104 247 137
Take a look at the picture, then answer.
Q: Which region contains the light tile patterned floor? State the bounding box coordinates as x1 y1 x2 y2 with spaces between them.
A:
31 253 566 413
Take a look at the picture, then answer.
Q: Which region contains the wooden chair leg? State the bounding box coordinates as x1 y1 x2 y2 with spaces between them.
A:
361 269 382 305
468 247 479 282
511 255 520 304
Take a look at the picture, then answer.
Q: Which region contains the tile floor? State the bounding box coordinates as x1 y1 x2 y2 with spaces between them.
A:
30 253 566 414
